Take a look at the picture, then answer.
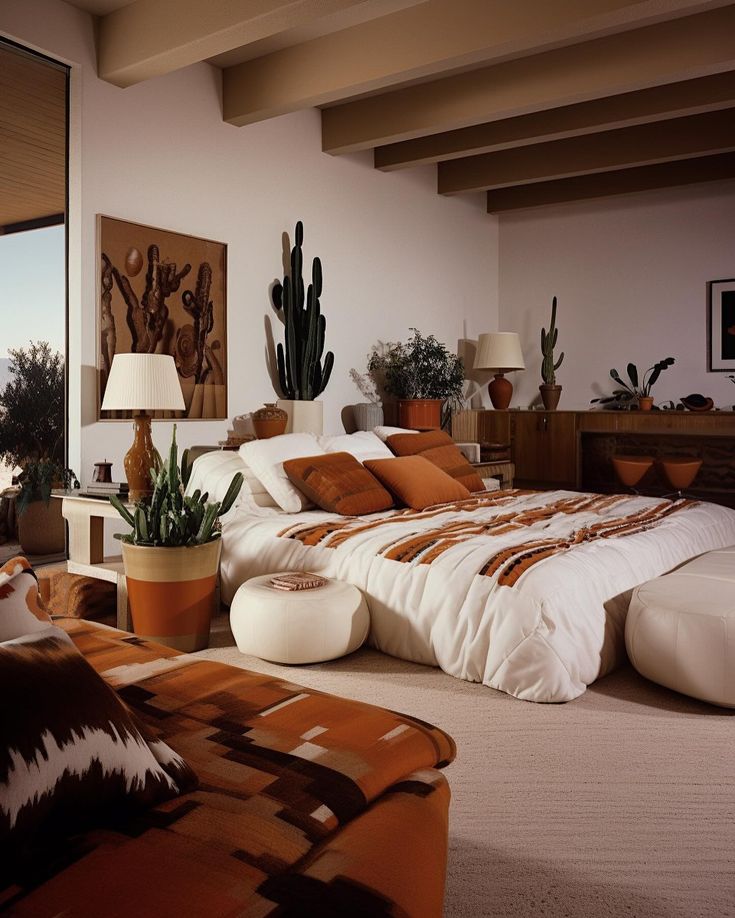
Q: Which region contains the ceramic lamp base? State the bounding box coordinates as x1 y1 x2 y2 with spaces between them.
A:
488 374 513 410
124 414 161 502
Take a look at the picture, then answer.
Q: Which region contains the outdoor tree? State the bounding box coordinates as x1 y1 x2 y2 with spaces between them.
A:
0 342 64 467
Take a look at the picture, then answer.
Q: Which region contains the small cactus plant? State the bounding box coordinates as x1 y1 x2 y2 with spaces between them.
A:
541 296 564 385
109 425 243 546
272 221 334 400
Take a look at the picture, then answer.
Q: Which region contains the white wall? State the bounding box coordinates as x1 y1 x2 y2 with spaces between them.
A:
1 0 498 489
499 180 735 410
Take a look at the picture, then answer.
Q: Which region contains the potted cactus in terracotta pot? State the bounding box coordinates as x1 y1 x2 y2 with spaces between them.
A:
110 426 242 651
272 220 334 434
539 296 564 410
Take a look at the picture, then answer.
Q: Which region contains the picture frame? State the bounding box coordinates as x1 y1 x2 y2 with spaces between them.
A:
96 215 227 419
707 278 735 372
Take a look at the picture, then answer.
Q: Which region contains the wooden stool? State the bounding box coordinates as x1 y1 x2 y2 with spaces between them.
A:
612 455 655 493
660 458 702 498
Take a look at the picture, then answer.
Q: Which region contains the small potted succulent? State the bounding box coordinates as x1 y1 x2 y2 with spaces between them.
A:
110 425 242 651
368 329 464 429
539 296 565 410
591 358 676 410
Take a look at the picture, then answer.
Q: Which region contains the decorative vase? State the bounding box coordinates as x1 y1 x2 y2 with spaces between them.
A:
539 384 562 410
18 499 65 556
397 399 443 430
638 396 654 411
277 399 324 435
353 402 384 431
121 539 222 652
252 403 288 439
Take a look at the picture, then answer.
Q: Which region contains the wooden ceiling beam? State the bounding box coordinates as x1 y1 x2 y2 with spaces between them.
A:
322 4 735 154
222 0 714 127
438 109 735 194
485 152 735 212
375 71 735 171
97 0 381 88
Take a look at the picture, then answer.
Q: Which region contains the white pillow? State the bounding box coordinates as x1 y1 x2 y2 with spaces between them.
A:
186 451 250 517
318 431 393 462
372 426 421 442
239 433 325 513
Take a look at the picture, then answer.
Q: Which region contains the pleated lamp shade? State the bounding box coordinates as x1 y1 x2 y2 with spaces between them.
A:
102 353 185 412
474 333 525 372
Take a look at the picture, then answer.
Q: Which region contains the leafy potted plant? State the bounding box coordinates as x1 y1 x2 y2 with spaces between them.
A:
0 342 72 554
591 358 675 410
110 426 243 651
539 296 565 410
272 220 334 434
368 329 465 429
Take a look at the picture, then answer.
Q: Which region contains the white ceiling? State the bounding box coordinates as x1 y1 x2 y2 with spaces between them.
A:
63 0 133 15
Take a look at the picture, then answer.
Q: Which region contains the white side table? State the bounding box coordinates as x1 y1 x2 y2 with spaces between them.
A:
230 574 370 664
52 491 132 631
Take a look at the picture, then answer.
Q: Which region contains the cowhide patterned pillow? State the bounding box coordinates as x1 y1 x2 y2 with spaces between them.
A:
0 625 197 868
0 557 52 641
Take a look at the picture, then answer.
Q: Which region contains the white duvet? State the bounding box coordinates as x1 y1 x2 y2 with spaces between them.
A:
215 485 735 703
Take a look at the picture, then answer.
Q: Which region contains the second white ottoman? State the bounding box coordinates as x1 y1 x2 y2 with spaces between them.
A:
626 547 735 708
230 574 370 664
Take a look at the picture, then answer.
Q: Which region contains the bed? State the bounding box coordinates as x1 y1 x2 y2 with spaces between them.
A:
190 447 735 703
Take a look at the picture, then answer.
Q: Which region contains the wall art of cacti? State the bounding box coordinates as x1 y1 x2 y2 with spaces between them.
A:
272 221 334 401
541 296 564 385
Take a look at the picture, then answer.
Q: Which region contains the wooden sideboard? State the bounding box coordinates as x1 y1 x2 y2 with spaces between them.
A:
452 409 735 507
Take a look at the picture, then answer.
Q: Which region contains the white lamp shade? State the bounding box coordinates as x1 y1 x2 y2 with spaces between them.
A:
474 332 525 372
101 353 185 412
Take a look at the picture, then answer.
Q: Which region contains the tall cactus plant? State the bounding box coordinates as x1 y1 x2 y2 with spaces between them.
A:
541 296 564 385
272 221 334 400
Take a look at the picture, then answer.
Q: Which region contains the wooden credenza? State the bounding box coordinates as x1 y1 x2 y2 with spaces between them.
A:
452 409 735 506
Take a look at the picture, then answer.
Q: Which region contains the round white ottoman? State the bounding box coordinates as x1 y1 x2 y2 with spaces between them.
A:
230 574 370 664
626 547 735 708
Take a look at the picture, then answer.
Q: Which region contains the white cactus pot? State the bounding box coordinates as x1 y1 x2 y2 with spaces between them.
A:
277 399 324 435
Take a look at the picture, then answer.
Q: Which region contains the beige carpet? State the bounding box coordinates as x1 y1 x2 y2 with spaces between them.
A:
195 615 735 918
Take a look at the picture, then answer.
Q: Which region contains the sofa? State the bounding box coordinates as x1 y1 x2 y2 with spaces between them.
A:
3 617 456 917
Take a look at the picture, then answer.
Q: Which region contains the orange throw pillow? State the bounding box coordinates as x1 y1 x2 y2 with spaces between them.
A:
364 456 471 510
387 430 485 492
284 452 394 515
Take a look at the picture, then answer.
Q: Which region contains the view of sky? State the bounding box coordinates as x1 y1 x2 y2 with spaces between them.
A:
0 224 65 360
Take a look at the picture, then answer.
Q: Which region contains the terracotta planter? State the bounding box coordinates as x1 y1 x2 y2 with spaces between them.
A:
539 384 562 410
638 396 654 411
397 399 443 430
18 499 65 556
122 539 222 652
252 403 288 439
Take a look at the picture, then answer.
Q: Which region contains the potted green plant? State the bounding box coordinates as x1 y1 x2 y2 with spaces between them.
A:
368 329 465 429
0 342 71 554
272 220 334 434
110 426 243 651
539 296 565 410
591 357 675 410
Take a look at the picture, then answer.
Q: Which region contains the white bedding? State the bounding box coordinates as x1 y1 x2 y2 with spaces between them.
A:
217 487 735 703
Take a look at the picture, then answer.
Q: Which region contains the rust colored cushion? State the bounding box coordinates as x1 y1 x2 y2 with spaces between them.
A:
284 452 394 516
364 456 471 510
387 430 485 492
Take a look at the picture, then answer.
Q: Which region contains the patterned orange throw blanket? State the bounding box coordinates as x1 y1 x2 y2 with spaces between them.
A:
279 491 698 588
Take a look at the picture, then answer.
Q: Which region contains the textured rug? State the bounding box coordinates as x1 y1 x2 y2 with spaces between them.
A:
195 615 735 918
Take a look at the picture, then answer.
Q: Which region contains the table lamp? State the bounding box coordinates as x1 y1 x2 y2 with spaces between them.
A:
474 333 525 410
101 353 185 501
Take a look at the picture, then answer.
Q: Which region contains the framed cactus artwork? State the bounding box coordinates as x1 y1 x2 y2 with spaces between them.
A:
96 215 227 420
707 278 735 372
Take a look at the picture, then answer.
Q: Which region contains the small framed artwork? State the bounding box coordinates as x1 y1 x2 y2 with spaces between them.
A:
707 278 735 372
97 215 227 419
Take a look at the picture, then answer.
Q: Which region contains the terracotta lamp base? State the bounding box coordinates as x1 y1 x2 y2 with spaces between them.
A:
124 413 161 502
488 373 513 410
